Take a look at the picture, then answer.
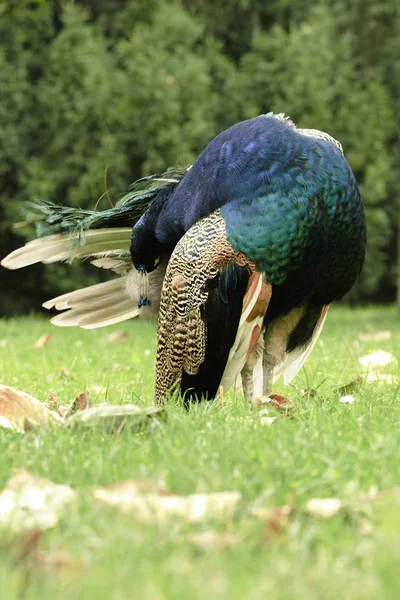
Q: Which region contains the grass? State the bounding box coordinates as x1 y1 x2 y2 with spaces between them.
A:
0 306 400 599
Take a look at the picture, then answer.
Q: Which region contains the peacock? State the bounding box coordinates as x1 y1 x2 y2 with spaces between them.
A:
1 113 366 405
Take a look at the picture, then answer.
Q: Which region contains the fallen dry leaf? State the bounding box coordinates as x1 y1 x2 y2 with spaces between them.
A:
265 504 294 539
67 403 166 433
64 391 93 418
107 331 128 343
0 470 76 533
306 497 342 518
0 388 165 434
31 334 54 348
0 385 63 432
254 394 295 411
358 331 392 342
93 483 241 523
359 350 396 369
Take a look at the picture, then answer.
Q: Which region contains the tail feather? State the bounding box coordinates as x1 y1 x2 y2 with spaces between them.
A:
90 257 130 275
46 277 141 329
76 300 140 329
15 166 189 238
50 298 140 329
42 262 166 329
43 278 125 310
1 169 188 332
1 228 132 270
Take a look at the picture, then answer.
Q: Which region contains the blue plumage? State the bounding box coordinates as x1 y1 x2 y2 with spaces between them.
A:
137 114 365 303
133 114 366 402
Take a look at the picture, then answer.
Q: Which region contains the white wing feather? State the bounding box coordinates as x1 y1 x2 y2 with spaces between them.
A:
1 227 166 329
1 228 132 269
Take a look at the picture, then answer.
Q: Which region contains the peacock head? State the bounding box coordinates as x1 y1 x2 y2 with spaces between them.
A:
130 223 162 274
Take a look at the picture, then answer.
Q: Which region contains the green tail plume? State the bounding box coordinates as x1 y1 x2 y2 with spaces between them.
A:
19 166 189 238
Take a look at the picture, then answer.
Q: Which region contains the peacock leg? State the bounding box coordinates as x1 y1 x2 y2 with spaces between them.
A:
241 363 254 401
252 351 276 407
262 352 276 397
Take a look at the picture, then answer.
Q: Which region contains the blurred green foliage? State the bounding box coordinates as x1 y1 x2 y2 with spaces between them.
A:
0 0 399 314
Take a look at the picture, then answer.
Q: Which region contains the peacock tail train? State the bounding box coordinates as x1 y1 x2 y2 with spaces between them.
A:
16 166 190 238
2 167 189 328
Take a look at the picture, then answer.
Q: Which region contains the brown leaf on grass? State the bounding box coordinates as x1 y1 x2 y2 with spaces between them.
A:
270 393 295 410
74 391 93 411
358 330 392 342
265 504 294 539
254 394 295 411
64 391 93 418
93 483 241 523
0 470 76 533
0 385 63 432
31 334 54 348
107 331 128 343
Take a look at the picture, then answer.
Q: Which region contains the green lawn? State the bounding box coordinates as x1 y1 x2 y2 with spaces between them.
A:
0 307 400 599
